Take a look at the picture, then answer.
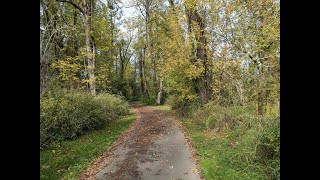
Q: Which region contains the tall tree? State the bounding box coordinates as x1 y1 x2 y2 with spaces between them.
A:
57 0 97 94
185 0 211 103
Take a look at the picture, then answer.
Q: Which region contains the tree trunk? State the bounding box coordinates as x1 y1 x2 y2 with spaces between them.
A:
257 78 269 119
130 58 138 98
139 49 149 98
84 14 96 95
144 0 151 98
142 52 149 98
151 43 157 96
55 0 96 94
139 50 144 95
156 80 163 105
83 0 96 95
257 91 263 118
186 6 211 103
73 9 79 53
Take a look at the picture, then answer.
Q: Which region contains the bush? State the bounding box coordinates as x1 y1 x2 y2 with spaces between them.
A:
166 95 201 117
139 96 156 105
40 92 129 149
94 93 130 118
184 101 280 179
192 102 229 129
256 116 280 179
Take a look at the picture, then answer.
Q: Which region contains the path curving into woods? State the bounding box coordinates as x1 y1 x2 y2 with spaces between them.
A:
81 102 201 180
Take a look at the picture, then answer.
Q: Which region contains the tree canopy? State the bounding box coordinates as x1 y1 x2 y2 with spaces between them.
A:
40 0 279 116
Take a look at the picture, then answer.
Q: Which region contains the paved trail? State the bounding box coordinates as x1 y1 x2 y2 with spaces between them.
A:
81 102 201 180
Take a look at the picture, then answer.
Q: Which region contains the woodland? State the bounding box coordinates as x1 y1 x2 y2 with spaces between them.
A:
40 0 280 179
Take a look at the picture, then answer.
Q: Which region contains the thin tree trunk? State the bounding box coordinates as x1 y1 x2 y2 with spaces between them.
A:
83 0 96 95
139 50 145 97
139 56 144 96
73 9 79 53
139 48 149 98
156 80 162 105
257 90 264 119
131 58 138 98
144 0 151 98
151 43 157 96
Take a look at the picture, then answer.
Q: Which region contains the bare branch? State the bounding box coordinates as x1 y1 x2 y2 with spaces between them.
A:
56 0 84 15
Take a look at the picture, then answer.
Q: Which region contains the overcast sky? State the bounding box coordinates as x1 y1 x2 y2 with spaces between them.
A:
121 0 137 18
118 0 138 34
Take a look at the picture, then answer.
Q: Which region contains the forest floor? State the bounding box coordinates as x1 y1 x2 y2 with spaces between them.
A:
81 102 202 180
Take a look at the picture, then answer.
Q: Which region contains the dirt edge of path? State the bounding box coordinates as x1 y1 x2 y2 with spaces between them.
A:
80 107 141 180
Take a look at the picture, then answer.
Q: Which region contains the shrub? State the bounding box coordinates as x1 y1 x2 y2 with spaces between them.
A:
256 116 280 179
139 96 156 105
184 101 280 179
166 95 201 117
40 91 129 149
94 93 130 118
192 102 228 129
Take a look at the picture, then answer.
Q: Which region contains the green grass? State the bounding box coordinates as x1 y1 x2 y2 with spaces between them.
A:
149 104 171 111
177 104 280 180
180 118 265 180
40 113 136 180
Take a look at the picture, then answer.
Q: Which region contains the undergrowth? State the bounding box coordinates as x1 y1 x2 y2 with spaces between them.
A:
179 101 280 180
40 114 136 180
40 91 130 149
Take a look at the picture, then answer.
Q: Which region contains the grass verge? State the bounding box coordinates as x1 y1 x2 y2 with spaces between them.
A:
149 104 171 111
40 113 136 180
154 104 279 180
179 104 279 180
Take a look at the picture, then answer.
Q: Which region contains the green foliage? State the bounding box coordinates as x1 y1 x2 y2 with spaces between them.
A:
40 114 135 180
51 48 87 90
180 102 280 179
95 61 114 92
40 91 129 149
192 102 229 129
41 0 280 179
210 60 244 106
139 96 156 105
166 95 201 117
